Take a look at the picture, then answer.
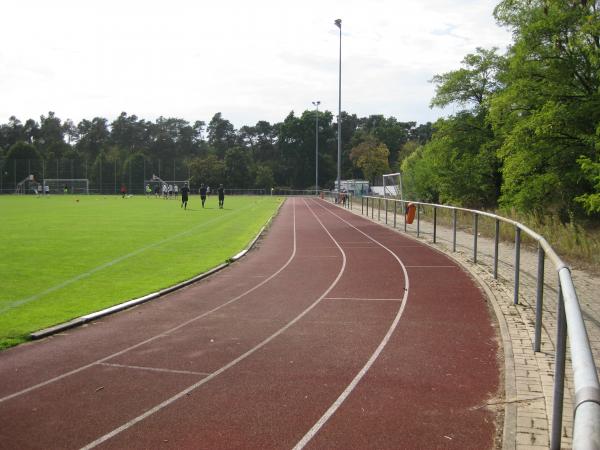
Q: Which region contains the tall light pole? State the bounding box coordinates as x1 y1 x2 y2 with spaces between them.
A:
312 100 320 194
334 18 342 199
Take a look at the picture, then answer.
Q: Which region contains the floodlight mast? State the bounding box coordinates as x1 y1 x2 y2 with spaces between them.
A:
312 101 320 193
334 18 342 199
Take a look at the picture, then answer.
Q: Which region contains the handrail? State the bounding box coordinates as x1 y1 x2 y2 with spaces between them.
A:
354 195 600 450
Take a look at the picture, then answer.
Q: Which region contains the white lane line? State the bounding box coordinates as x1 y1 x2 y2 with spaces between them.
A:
98 363 210 377
0 201 297 405
79 198 347 449
324 297 403 302
293 199 411 450
2 203 257 314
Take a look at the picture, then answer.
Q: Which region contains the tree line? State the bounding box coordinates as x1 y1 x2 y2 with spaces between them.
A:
0 110 431 193
2 0 598 223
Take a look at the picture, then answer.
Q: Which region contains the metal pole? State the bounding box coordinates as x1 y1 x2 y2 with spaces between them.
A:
534 244 545 352
394 200 397 228
494 219 500 279
378 198 380 221
514 227 521 305
452 209 457 252
313 101 320 193
334 19 342 203
551 283 567 450
433 207 437 243
473 213 478 263
404 202 407 232
385 199 388 224
362 196 364 215
417 204 420 237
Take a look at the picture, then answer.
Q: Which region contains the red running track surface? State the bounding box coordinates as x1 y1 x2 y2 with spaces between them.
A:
0 198 501 449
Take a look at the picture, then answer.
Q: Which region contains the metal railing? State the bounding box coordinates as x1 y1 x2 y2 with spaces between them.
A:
344 195 599 450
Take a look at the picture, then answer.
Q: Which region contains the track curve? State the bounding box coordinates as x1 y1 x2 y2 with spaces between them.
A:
0 198 501 449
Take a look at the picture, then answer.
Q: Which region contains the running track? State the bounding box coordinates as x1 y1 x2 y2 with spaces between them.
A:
0 198 501 449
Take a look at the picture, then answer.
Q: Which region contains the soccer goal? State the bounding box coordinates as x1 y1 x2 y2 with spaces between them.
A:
43 179 89 195
382 172 404 211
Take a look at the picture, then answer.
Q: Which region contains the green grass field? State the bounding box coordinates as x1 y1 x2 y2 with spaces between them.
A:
0 194 282 349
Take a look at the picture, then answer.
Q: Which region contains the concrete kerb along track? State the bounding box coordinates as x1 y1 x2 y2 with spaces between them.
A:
0 198 502 449
350 195 600 450
30 199 285 340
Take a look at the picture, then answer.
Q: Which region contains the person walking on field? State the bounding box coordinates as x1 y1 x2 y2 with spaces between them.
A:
180 182 190 210
218 184 225 209
199 183 207 208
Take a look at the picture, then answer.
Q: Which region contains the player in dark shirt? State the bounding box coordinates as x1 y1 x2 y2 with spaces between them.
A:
218 184 224 209
181 183 190 209
199 183 207 208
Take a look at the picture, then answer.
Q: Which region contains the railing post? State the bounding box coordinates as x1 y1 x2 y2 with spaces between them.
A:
366 197 369 216
473 213 478 263
514 227 521 305
417 204 420 237
493 219 499 279
362 196 364 215
534 244 545 352
393 200 397 228
551 283 567 450
452 209 457 252
378 198 381 221
385 199 388 224
433 206 437 243
371 198 374 219
404 202 407 232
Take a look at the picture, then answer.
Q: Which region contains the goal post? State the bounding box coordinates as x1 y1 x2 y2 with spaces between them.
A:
382 172 404 212
43 179 89 195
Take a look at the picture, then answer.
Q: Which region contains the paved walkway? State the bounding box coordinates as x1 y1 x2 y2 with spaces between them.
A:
349 199 600 449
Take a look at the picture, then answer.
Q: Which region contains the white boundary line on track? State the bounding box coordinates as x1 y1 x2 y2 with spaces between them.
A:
3 203 258 314
78 198 348 449
292 199 411 450
98 363 211 377
0 201 294 405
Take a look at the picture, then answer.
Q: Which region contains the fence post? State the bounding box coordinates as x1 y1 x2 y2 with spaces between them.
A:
433 206 437 243
378 198 381 221
394 200 397 228
385 199 388 224
514 227 521 305
362 197 364 215
534 245 545 352
551 283 567 450
417 204 420 237
494 219 500 279
473 213 479 263
452 209 457 252
404 202 407 232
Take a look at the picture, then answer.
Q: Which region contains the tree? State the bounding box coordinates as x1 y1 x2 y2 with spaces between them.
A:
349 135 391 182
224 146 252 188
490 0 600 218
207 113 236 158
189 155 225 188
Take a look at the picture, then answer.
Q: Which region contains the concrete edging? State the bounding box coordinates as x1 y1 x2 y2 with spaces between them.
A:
30 199 284 340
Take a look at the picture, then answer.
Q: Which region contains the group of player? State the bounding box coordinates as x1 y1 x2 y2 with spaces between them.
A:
143 182 225 210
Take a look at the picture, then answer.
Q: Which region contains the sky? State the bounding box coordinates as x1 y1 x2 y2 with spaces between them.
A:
0 0 513 129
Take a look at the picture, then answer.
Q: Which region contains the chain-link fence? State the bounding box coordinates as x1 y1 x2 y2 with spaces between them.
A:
1 158 193 195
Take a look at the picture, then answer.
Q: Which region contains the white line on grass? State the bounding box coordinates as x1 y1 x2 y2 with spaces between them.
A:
78 198 348 449
1 203 257 314
0 200 294 404
292 199 411 450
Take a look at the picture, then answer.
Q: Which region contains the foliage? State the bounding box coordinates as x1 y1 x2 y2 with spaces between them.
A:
349 135 391 182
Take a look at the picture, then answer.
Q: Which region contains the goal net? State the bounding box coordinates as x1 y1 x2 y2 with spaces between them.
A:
43 179 89 195
382 172 403 211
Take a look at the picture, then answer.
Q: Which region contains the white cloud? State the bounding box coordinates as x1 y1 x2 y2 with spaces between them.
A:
0 0 511 128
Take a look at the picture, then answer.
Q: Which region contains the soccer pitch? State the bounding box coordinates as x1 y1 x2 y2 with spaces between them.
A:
0 194 282 349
